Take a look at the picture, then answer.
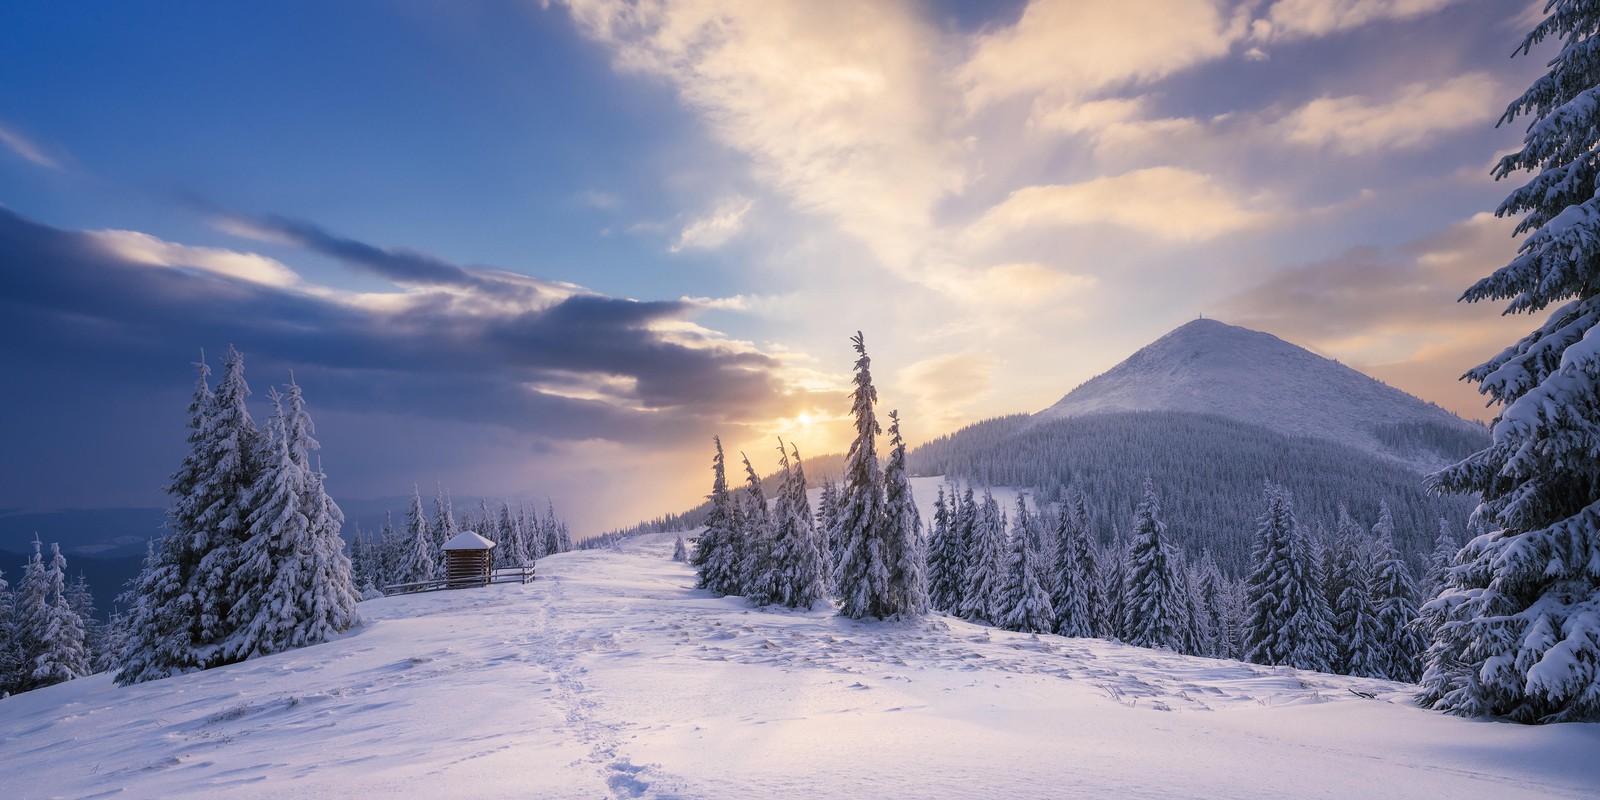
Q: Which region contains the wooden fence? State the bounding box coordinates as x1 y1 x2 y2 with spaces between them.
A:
382 563 536 595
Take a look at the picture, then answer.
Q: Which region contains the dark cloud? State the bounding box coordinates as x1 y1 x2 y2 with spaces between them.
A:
227 214 531 298
0 208 800 454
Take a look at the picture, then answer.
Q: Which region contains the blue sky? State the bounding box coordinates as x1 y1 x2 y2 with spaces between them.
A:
0 1 1553 531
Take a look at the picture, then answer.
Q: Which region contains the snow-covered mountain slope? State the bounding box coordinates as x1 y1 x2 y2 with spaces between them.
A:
5 536 1597 799
1035 319 1485 472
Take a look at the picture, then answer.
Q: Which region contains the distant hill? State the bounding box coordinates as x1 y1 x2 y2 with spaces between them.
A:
0 507 166 560
605 451 846 538
1036 318 1486 473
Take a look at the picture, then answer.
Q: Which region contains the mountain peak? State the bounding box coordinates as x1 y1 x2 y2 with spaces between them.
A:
1036 319 1482 472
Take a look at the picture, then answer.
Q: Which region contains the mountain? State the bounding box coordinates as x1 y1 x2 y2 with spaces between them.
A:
1035 318 1486 473
3 536 1592 799
909 320 1487 575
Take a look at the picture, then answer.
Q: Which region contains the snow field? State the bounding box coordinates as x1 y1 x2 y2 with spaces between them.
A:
2 531 1597 799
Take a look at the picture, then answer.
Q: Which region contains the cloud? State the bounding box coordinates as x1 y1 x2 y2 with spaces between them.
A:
1275 73 1501 154
671 196 754 252
960 0 1247 108
1219 211 1514 339
894 351 997 435
1259 0 1464 41
558 0 964 275
1216 212 1541 419
966 167 1273 243
89 230 301 288
216 213 557 301
918 262 1098 310
0 207 816 446
0 123 61 169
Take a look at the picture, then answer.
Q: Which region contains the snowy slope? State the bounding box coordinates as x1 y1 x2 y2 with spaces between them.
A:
1035 319 1484 472
4 535 1598 799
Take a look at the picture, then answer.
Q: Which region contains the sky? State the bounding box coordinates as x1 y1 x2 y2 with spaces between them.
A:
0 0 1554 534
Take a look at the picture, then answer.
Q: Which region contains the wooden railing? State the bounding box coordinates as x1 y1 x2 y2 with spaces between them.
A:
382 563 536 595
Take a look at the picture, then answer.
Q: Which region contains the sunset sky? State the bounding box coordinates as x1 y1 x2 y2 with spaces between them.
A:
0 1 1550 532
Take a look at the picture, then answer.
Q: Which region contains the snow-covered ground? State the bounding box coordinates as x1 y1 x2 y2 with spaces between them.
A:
4 533 1597 799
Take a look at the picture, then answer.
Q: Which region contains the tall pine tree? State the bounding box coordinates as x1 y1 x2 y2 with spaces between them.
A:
765 442 829 609
882 410 928 617
693 436 742 596
1330 506 1380 677
396 486 436 585
1371 528 1425 682
960 490 1007 624
1421 1 1600 723
999 495 1054 633
1050 492 1095 637
926 486 961 613
227 379 357 661
738 453 777 605
1121 479 1186 651
834 332 895 620
1244 483 1333 671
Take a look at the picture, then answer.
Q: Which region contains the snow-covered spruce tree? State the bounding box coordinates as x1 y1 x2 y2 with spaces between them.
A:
115 539 182 685
1330 506 1380 677
1420 2 1600 723
64 573 103 672
551 503 568 554
1099 524 1128 640
738 453 778 605
883 410 928 617
506 505 525 561
118 354 219 685
950 485 978 615
959 489 1007 624
43 544 91 684
693 437 738 595
999 495 1054 632
926 486 960 613
394 486 436 585
763 442 828 609
834 332 896 620
0 567 16 693
17 539 91 689
1424 517 1459 601
816 479 842 579
431 486 458 579
13 540 88 691
1193 549 1231 658
1244 483 1334 671
1371 528 1425 682
672 535 688 562
523 504 548 561
1121 479 1186 651
1180 553 1207 655
1050 492 1094 637
374 511 397 590
1301 522 1340 670
190 346 263 666
226 380 356 662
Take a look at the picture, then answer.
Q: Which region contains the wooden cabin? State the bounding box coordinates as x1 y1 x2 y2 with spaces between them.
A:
441 530 496 587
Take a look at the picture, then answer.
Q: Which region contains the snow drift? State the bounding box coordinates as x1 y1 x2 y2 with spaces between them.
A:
2 533 1596 799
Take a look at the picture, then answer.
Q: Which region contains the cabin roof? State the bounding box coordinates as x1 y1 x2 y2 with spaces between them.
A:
442 530 497 550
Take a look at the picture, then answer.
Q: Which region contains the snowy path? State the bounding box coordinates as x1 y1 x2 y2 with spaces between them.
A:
3 532 1598 798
